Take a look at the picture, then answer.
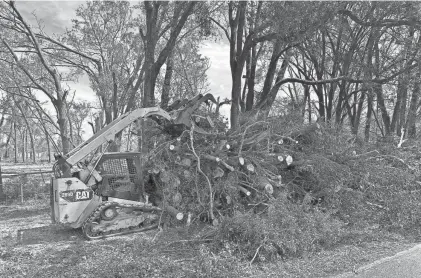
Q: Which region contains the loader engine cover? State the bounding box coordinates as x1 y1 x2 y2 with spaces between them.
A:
51 177 102 228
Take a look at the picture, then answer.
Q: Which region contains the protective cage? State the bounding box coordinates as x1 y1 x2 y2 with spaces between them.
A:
96 153 144 201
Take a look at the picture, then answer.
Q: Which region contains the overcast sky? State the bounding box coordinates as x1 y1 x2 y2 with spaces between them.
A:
15 1 232 119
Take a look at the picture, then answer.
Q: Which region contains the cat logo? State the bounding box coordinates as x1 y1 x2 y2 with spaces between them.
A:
75 190 92 201
60 189 93 202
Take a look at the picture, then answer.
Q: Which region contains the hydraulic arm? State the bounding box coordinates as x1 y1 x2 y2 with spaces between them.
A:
55 107 172 177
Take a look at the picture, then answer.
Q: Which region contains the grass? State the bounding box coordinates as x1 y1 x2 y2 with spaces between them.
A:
0 199 418 278
1 130 421 277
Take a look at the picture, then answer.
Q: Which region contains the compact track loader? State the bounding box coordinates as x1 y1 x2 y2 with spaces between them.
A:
50 107 176 239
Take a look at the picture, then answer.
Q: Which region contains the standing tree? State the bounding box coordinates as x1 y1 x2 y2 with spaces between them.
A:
140 1 196 107
0 1 72 154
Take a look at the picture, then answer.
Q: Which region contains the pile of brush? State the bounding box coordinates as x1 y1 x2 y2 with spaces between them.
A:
142 111 339 226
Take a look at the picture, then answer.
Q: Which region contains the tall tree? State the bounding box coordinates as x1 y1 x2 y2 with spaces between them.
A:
0 1 72 154
141 1 196 107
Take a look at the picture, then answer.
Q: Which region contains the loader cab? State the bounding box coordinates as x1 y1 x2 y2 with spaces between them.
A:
95 152 145 201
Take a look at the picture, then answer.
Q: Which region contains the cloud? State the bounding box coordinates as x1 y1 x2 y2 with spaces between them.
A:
15 1 81 35
199 41 232 113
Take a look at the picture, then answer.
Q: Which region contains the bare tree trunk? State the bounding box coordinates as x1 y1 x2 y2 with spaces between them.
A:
374 41 391 136
142 1 195 108
0 157 5 201
258 39 282 109
364 93 373 142
304 86 312 123
16 101 36 163
361 28 376 139
14 123 17 163
262 52 292 113
161 50 174 110
20 129 25 163
228 1 247 129
46 128 51 162
4 125 13 159
391 27 414 135
406 63 421 138
55 97 71 155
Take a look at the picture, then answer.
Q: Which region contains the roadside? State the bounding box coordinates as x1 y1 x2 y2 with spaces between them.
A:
334 244 421 278
0 200 419 278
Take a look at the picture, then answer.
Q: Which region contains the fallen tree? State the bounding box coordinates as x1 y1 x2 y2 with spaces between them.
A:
138 97 350 227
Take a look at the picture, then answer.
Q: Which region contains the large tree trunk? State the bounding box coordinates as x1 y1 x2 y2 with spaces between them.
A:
14 122 17 163
406 63 421 138
229 1 247 129
16 101 36 163
142 1 195 109
161 50 174 110
55 97 71 155
231 69 243 129
374 40 391 137
4 127 13 159
0 157 5 201
364 94 373 142
22 130 26 162
261 52 292 114
391 27 414 135
245 45 257 111
257 39 282 109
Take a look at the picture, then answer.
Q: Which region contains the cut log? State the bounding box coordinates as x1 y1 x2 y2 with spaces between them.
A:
274 175 282 187
203 154 234 171
264 184 274 195
173 192 182 204
203 154 220 163
213 167 225 178
243 130 270 146
164 203 184 220
218 140 227 151
267 154 284 165
186 212 192 226
246 163 255 173
285 155 293 166
278 159 307 170
169 144 180 152
229 185 251 196
257 176 274 195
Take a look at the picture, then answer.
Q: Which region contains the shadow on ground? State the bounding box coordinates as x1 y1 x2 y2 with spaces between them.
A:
16 225 84 245
0 207 50 221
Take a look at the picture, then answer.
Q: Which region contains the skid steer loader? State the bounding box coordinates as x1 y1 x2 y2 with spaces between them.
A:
50 107 181 239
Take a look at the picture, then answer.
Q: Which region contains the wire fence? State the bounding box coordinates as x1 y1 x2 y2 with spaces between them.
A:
0 170 53 203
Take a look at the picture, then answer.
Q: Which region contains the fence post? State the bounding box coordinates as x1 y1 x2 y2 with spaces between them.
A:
20 173 27 203
0 157 5 201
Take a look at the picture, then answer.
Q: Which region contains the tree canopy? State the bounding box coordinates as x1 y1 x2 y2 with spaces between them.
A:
1 0 421 160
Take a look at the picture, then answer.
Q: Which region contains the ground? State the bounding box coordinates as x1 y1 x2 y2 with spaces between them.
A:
0 199 418 278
